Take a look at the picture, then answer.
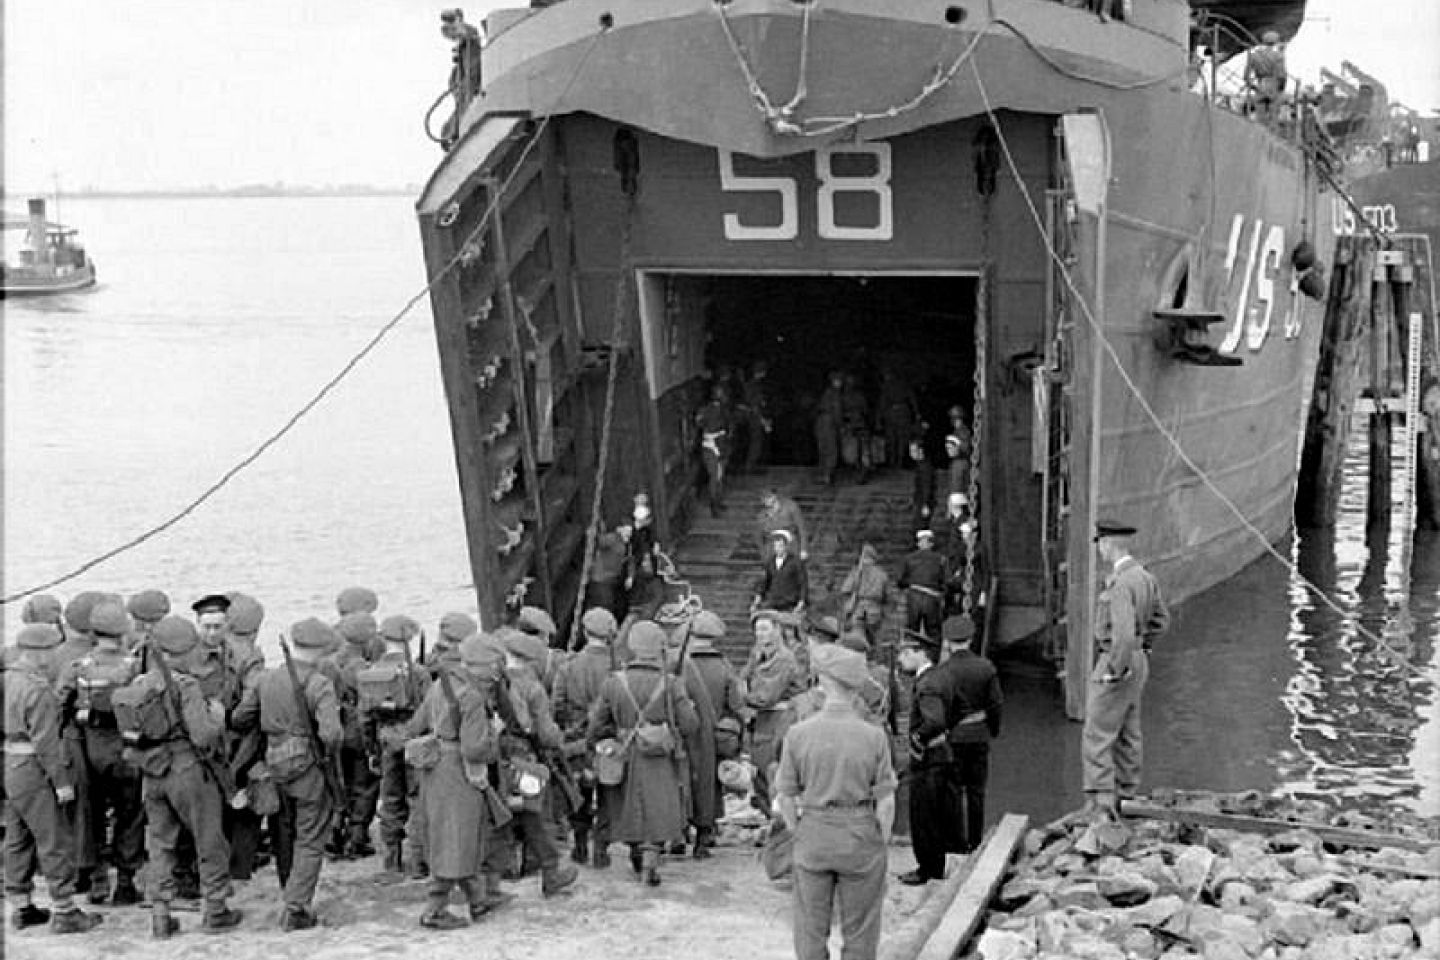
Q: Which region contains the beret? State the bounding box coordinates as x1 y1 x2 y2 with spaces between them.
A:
191 593 231 615
516 606 557 637
289 617 338 651
1094 519 1137 540
152 616 200 655
126 589 171 623
838 630 870 655
336 611 379 645
500 627 547 662
16 623 63 650
379 615 421 642
810 643 870 689
89 600 131 639
21 594 63 625
581 607 617 638
627 620 667 660
942 615 975 643
460 633 506 673
228 596 265 636
335 586 379 616
689 610 726 639
63 591 106 632
438 611 478 644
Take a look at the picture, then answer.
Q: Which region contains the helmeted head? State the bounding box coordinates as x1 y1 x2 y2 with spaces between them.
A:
811 643 870 694
689 610 726 646
152 616 200 659
581 607 618 644
21 594 63 626
516 606 557 640
460 632 506 680
126 590 171 625
88 600 131 645
499 626 547 666
228 596 265 639
63 591 106 635
380 615 421 646
337 611 380 649
627 620 667 663
335 586 380 617
289 618 337 660
438 611 478 646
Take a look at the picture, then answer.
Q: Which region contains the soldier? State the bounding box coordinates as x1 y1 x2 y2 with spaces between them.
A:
514 606 566 692
776 643 896 960
755 487 809 562
814 371 844 486
4 623 104 934
695 384 733 517
21 594 64 629
897 529 946 641
328 611 381 858
232 618 343 931
738 359 772 474
552 607 620 868
359 614 431 877
55 591 112 899
836 630 896 731
119 616 242 937
586 621 698 886
125 590 171 653
740 610 806 816
1245 30 1287 123
491 628 579 896
1082 520 1169 820
335 586 380 620
840 543 892 648
582 530 630 627
59 599 144 906
222 595 269 880
405 633 505 928
680 611 746 857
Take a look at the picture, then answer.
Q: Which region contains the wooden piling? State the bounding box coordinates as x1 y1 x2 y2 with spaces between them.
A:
1368 256 1394 529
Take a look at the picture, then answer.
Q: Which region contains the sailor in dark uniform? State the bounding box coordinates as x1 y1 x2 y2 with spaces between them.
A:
896 530 946 640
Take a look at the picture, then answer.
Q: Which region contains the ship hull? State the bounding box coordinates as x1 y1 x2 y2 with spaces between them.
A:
1 261 97 297
418 0 1332 714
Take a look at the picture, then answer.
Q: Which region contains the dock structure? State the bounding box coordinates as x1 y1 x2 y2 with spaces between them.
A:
1298 233 1439 540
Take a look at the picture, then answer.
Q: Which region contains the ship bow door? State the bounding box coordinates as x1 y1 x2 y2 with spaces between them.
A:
418 115 586 631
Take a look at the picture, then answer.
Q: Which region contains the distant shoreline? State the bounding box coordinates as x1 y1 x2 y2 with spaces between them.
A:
8 187 421 201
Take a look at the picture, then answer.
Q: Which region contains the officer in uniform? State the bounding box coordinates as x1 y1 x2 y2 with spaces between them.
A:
896 614 1002 884
233 618 343 931
776 643 896 960
122 616 242 937
1082 520 1169 820
360 615 431 876
4 623 104 934
551 607 620 868
59 599 144 906
491 628 578 896
897 529 946 640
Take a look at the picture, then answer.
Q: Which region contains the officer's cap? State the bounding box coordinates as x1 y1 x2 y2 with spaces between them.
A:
126 589 171 624
89 600 131 639
336 586 380 616
151 616 200 656
228 596 265 636
16 623 63 650
21 594 63 626
289 618 337 651
581 607 617 639
1093 519 1137 541
438 611 477 644
379 615 420 642
516 606 557 637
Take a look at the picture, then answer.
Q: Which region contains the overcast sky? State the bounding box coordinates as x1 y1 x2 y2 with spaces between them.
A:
5 0 1437 192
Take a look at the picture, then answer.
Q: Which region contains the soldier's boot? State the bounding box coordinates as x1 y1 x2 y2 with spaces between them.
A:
693 828 714 859
11 904 51 930
405 852 430 881
111 872 142 906
383 845 404 874
541 862 578 897
201 905 244 934
324 827 350 861
419 890 467 931
50 908 103 934
628 845 644 876
86 868 112 906
151 903 179 940
1082 791 1118 822
281 906 319 932
458 878 491 922
347 824 376 858
642 848 661 887
481 871 515 910
592 833 611 869
570 829 589 865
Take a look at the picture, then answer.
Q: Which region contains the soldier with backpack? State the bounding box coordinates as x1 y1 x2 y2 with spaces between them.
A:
551 607 622 868
4 623 104 934
586 621 699 887
358 615 431 877
326 611 382 860
57 599 144 906
232 618 344 931
114 616 242 938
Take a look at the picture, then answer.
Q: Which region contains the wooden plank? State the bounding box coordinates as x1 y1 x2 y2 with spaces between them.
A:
1119 800 1437 852
915 813 1029 960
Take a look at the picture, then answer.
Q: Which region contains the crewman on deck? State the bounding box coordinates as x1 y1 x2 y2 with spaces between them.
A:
233 618 343 931
1082 520 1169 820
122 616 242 938
752 529 808 614
756 488 809 562
4 623 104 934
1246 30 1287 124
739 360 772 474
897 530 946 640
895 629 948 885
776 642 896 960
585 621 698 887
360 615 431 877
551 607 620 868
59 599 144 907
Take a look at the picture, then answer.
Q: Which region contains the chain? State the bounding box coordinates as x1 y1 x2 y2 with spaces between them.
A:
961 267 988 625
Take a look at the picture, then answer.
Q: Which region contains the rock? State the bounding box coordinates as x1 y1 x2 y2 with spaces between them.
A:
1288 852 1328 878
999 875 1060 909
1097 872 1157 907
1174 846 1217 897
1376 922 1416 953
1036 911 1077 954
1408 888 1440 926
1217 880 1258 910
1114 926 1161 960
1023 829 1048 857
1337 901 1382 934
1054 933 1126 960
1134 853 1184 896
1014 894 1056 919
1074 822 1129 858
1050 853 1088 875
1199 939 1249 960
975 926 1037 960
1051 880 1108 910
1121 894 1185 929
1418 917 1440 952
1268 829 1324 854
1278 875 1339 904
1263 902 1328 947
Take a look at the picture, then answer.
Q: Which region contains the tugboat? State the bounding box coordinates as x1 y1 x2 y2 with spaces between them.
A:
416 0 1339 715
2 198 97 297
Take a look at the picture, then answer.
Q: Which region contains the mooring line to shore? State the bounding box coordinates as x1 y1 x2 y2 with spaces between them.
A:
0 28 611 607
968 62 1432 682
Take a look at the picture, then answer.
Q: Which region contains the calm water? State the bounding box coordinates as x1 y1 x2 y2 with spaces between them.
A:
3 197 1436 820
